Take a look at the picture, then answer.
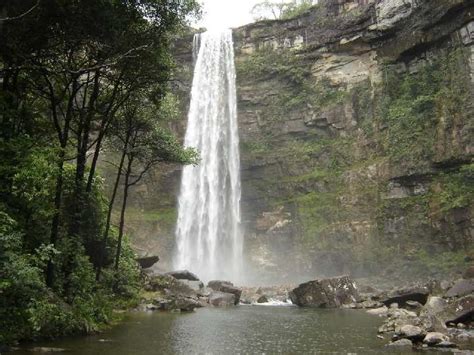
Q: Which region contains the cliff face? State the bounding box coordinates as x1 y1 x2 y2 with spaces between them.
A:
125 0 474 283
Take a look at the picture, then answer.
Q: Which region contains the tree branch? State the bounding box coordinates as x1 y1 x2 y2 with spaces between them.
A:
0 0 40 22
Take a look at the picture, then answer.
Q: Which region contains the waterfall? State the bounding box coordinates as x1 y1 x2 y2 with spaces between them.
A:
174 30 243 283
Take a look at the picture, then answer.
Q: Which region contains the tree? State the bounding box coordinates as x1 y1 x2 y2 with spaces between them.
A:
251 0 316 21
96 95 197 279
0 0 200 287
0 0 201 343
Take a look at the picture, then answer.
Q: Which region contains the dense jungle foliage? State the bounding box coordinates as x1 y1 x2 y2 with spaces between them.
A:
0 0 199 344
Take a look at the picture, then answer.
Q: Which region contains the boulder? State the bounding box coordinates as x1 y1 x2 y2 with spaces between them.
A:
442 295 474 326
378 308 419 334
289 276 360 308
136 256 159 269
386 339 413 347
423 332 449 346
445 279 474 298
463 266 474 279
424 296 447 315
177 280 204 292
405 300 423 310
381 285 429 307
174 297 202 312
207 280 242 305
166 270 200 281
209 291 236 307
435 341 457 348
397 325 426 341
367 306 388 316
152 296 201 312
257 295 269 303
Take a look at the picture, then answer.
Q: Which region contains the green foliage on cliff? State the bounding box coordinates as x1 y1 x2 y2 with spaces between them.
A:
239 40 473 276
378 48 471 168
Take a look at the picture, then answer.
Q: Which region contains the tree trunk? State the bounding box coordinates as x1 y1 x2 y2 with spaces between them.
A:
114 154 133 271
46 148 65 287
96 138 128 280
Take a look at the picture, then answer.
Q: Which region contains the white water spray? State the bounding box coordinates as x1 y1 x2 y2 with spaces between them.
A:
174 30 243 283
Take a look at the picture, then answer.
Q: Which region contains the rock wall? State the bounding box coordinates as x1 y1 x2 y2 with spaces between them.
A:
120 0 474 283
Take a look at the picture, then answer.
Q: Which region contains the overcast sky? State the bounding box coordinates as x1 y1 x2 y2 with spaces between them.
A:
195 0 265 29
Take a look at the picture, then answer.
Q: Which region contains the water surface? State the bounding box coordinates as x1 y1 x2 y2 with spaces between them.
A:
14 306 437 354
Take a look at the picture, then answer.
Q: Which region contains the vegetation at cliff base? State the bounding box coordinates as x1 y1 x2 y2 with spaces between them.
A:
0 0 199 345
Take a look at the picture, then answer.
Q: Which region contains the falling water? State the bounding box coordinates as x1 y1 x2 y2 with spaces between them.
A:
174 30 243 283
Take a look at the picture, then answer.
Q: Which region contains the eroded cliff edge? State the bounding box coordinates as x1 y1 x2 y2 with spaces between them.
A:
127 0 474 283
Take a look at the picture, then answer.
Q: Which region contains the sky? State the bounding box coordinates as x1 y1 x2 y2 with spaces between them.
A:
195 0 265 30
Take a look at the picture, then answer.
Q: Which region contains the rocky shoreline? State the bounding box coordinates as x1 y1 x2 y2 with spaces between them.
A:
139 264 474 353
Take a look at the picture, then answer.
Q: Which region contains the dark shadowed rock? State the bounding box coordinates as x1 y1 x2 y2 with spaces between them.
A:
257 295 269 303
463 266 474 279
289 276 360 308
442 295 474 326
209 291 236 307
166 270 200 281
445 279 474 298
136 255 159 269
207 280 242 305
381 285 429 307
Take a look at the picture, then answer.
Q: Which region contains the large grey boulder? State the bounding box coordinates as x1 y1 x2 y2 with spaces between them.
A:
207 280 242 305
397 324 426 341
445 279 474 298
209 291 236 307
289 276 360 308
178 280 204 293
136 255 159 269
166 270 200 281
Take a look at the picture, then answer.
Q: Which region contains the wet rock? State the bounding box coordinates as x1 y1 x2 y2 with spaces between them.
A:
152 296 201 312
174 297 202 312
463 266 474 279
406 300 423 310
445 279 474 298
442 295 474 326
359 300 384 309
435 340 457 348
207 280 242 305
423 332 449 346
28 348 67 353
177 280 204 293
378 308 419 334
424 296 447 315
145 303 160 311
289 276 360 308
367 306 388 316
398 325 426 341
386 339 413 347
257 295 269 303
136 255 159 269
381 285 429 307
209 291 236 307
166 270 200 281
449 329 474 342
